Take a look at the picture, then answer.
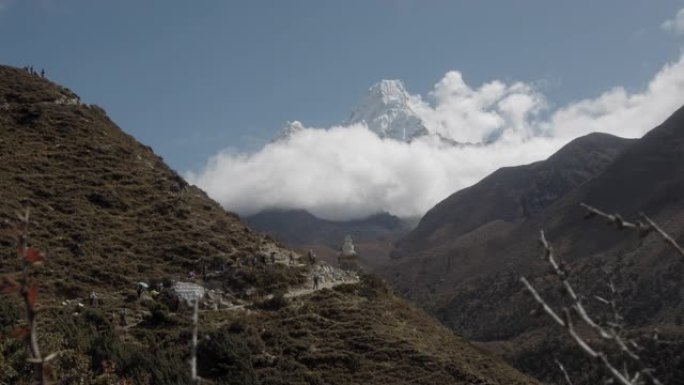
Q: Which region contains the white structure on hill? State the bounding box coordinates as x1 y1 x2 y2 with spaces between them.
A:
338 235 361 271
172 281 206 304
341 235 357 257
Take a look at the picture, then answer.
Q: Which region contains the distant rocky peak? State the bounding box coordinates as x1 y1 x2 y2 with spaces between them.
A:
346 79 428 141
365 79 411 107
274 120 306 141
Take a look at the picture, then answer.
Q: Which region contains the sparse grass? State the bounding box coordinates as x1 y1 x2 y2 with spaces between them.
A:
0 65 540 385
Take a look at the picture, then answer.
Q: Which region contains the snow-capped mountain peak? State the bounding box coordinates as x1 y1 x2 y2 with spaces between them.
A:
346 79 428 141
273 120 305 142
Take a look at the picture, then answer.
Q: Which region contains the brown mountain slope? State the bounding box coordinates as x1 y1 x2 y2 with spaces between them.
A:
0 66 272 293
0 65 539 385
393 132 635 261
384 107 684 384
386 132 635 294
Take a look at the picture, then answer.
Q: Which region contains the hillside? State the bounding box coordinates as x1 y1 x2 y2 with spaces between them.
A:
392 132 635 261
385 107 684 383
0 67 272 294
0 65 539 385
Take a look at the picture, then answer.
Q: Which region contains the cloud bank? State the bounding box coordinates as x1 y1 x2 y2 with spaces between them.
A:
187 55 684 221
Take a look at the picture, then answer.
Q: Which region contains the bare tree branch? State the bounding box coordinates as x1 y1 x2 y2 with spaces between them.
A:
580 203 684 259
641 215 684 259
554 358 574 385
521 229 664 385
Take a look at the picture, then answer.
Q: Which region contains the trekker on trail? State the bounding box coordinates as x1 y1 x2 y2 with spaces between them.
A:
289 252 295 265
312 274 320 290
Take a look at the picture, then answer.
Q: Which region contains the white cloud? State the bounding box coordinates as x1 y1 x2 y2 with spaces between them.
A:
187 55 684 221
663 8 684 35
545 57 684 140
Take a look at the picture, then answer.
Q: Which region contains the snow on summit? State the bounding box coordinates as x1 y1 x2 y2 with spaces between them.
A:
190 56 684 220
346 79 428 141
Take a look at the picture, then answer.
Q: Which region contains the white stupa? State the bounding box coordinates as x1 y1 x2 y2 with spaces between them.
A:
341 235 357 257
338 235 361 271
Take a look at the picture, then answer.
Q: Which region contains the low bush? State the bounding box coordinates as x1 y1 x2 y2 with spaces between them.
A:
358 273 390 298
140 299 176 327
255 292 288 311
197 327 258 385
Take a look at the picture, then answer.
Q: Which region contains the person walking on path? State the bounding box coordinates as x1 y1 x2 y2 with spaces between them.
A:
312 274 320 290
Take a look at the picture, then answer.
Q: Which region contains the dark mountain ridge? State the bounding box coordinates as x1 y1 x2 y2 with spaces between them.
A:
247 209 408 245
384 106 684 384
395 132 635 258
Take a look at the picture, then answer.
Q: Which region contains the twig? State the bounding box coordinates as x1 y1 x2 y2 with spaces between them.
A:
539 232 638 359
521 230 663 385
521 277 634 385
580 203 684 259
641 215 684 259
554 358 574 385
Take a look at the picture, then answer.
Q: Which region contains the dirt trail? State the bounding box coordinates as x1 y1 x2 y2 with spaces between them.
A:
285 274 358 298
199 255 360 313
250 244 361 298
285 262 359 299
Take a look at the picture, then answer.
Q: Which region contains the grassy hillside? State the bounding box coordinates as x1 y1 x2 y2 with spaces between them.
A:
0 65 539 385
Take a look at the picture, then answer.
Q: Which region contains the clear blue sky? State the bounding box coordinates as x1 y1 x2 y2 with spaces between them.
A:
1 0 682 171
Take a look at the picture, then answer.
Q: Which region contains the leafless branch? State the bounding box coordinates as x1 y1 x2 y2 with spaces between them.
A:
580 203 684 259
554 358 574 385
521 230 663 385
641 215 684 259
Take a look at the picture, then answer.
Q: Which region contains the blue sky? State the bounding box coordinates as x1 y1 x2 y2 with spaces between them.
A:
3 1 684 219
1 0 682 171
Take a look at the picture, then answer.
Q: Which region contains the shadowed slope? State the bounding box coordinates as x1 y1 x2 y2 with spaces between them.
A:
384 105 684 384
393 132 634 261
